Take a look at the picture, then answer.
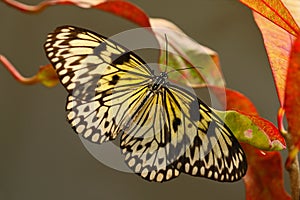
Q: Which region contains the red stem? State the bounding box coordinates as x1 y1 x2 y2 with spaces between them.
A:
0 55 39 85
3 0 52 13
277 107 287 135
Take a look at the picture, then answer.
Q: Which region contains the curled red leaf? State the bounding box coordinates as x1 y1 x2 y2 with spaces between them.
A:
243 144 291 200
3 0 150 27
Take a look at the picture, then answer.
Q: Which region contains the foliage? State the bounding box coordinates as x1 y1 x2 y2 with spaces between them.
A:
1 0 300 199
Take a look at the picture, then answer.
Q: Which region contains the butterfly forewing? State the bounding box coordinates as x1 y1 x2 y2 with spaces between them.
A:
44 25 247 182
45 26 153 143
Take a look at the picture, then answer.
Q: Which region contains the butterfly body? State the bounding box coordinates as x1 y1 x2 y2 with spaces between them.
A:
150 72 168 91
44 25 247 183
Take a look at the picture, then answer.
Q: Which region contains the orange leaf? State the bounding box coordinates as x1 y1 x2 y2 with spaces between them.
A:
253 13 295 106
239 0 299 36
3 0 150 27
281 0 300 27
242 144 291 200
284 35 300 148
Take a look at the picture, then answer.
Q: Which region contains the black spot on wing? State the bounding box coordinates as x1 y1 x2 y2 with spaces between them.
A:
137 144 143 151
158 158 164 165
60 49 69 55
104 121 109 128
109 74 120 85
193 136 202 146
159 124 171 148
172 117 181 132
112 52 131 65
83 105 90 112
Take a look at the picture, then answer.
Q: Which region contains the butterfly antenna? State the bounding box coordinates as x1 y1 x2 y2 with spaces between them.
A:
167 66 204 74
164 33 168 73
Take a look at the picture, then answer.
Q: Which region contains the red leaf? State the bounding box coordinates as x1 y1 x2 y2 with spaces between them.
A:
239 0 299 36
253 13 295 107
217 87 258 115
240 0 300 107
284 35 300 149
242 144 291 200
3 0 150 27
221 87 289 199
92 1 150 27
247 115 285 148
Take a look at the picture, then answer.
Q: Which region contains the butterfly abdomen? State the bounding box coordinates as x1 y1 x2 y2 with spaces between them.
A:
151 73 168 91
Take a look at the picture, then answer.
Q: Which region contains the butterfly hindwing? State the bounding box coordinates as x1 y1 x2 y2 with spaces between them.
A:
120 83 247 182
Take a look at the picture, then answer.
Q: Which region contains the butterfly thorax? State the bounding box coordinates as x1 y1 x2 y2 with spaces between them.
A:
151 72 168 91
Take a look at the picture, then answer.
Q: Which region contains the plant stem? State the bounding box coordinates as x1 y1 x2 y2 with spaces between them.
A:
0 55 39 85
284 133 300 200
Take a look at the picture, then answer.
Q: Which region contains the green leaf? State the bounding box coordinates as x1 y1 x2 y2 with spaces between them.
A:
150 18 224 88
214 110 285 151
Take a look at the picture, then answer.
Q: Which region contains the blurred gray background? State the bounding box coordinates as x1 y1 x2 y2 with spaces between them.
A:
0 0 282 199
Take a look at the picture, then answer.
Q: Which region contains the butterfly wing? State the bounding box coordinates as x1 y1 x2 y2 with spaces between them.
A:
44 26 154 143
120 83 247 182
44 25 247 182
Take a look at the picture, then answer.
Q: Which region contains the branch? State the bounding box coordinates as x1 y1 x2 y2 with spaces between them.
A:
278 107 300 200
0 55 59 87
284 132 300 200
0 55 39 84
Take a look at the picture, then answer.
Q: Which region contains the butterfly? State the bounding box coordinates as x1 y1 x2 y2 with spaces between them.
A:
44 25 247 182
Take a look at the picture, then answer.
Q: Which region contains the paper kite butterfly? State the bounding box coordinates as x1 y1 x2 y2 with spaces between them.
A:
44 25 247 182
